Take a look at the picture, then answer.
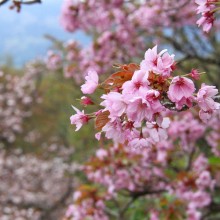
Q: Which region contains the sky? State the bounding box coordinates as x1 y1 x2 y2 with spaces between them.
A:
0 0 90 67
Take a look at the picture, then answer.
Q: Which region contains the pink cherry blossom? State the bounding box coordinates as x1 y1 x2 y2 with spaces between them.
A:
186 209 202 220
129 136 153 149
197 84 220 122
190 69 200 80
196 170 216 190
189 191 211 209
80 96 94 106
197 84 220 111
146 117 170 142
195 0 217 32
81 70 99 94
193 154 209 173
95 132 101 140
199 109 214 123
140 45 175 77
102 119 126 143
126 96 152 123
168 76 195 104
150 210 159 220
101 92 127 120
197 12 215 32
96 149 108 160
46 51 62 70
122 70 149 95
60 0 79 32
70 106 89 131
145 89 164 113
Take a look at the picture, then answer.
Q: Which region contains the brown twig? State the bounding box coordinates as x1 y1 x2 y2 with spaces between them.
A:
0 0 41 6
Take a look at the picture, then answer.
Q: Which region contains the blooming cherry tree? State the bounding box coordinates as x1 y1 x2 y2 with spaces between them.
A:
2 0 220 219
67 44 220 219
0 62 42 146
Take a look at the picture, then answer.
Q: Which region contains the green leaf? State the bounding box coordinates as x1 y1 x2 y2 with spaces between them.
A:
208 157 220 166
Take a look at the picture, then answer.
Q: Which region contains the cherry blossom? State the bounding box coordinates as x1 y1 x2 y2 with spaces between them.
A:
80 96 94 106
168 76 195 104
70 106 90 131
46 50 62 71
140 45 175 77
197 84 220 122
81 70 99 94
190 69 201 80
195 0 218 32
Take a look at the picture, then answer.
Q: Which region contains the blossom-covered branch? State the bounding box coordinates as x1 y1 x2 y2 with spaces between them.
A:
70 45 220 149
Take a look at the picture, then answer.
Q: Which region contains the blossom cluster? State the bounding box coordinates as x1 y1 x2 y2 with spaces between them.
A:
44 0 198 79
195 0 220 32
43 0 220 83
66 110 220 220
0 62 42 145
65 186 109 220
60 0 196 34
70 46 220 149
46 50 62 71
0 146 78 220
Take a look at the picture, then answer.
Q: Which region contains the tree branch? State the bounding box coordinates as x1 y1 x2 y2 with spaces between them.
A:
130 189 166 199
161 96 220 112
119 197 137 219
185 146 196 171
17 0 41 5
0 0 41 6
214 95 220 102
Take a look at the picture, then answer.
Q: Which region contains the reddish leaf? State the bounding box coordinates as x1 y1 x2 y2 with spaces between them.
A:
95 111 110 131
102 63 139 91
